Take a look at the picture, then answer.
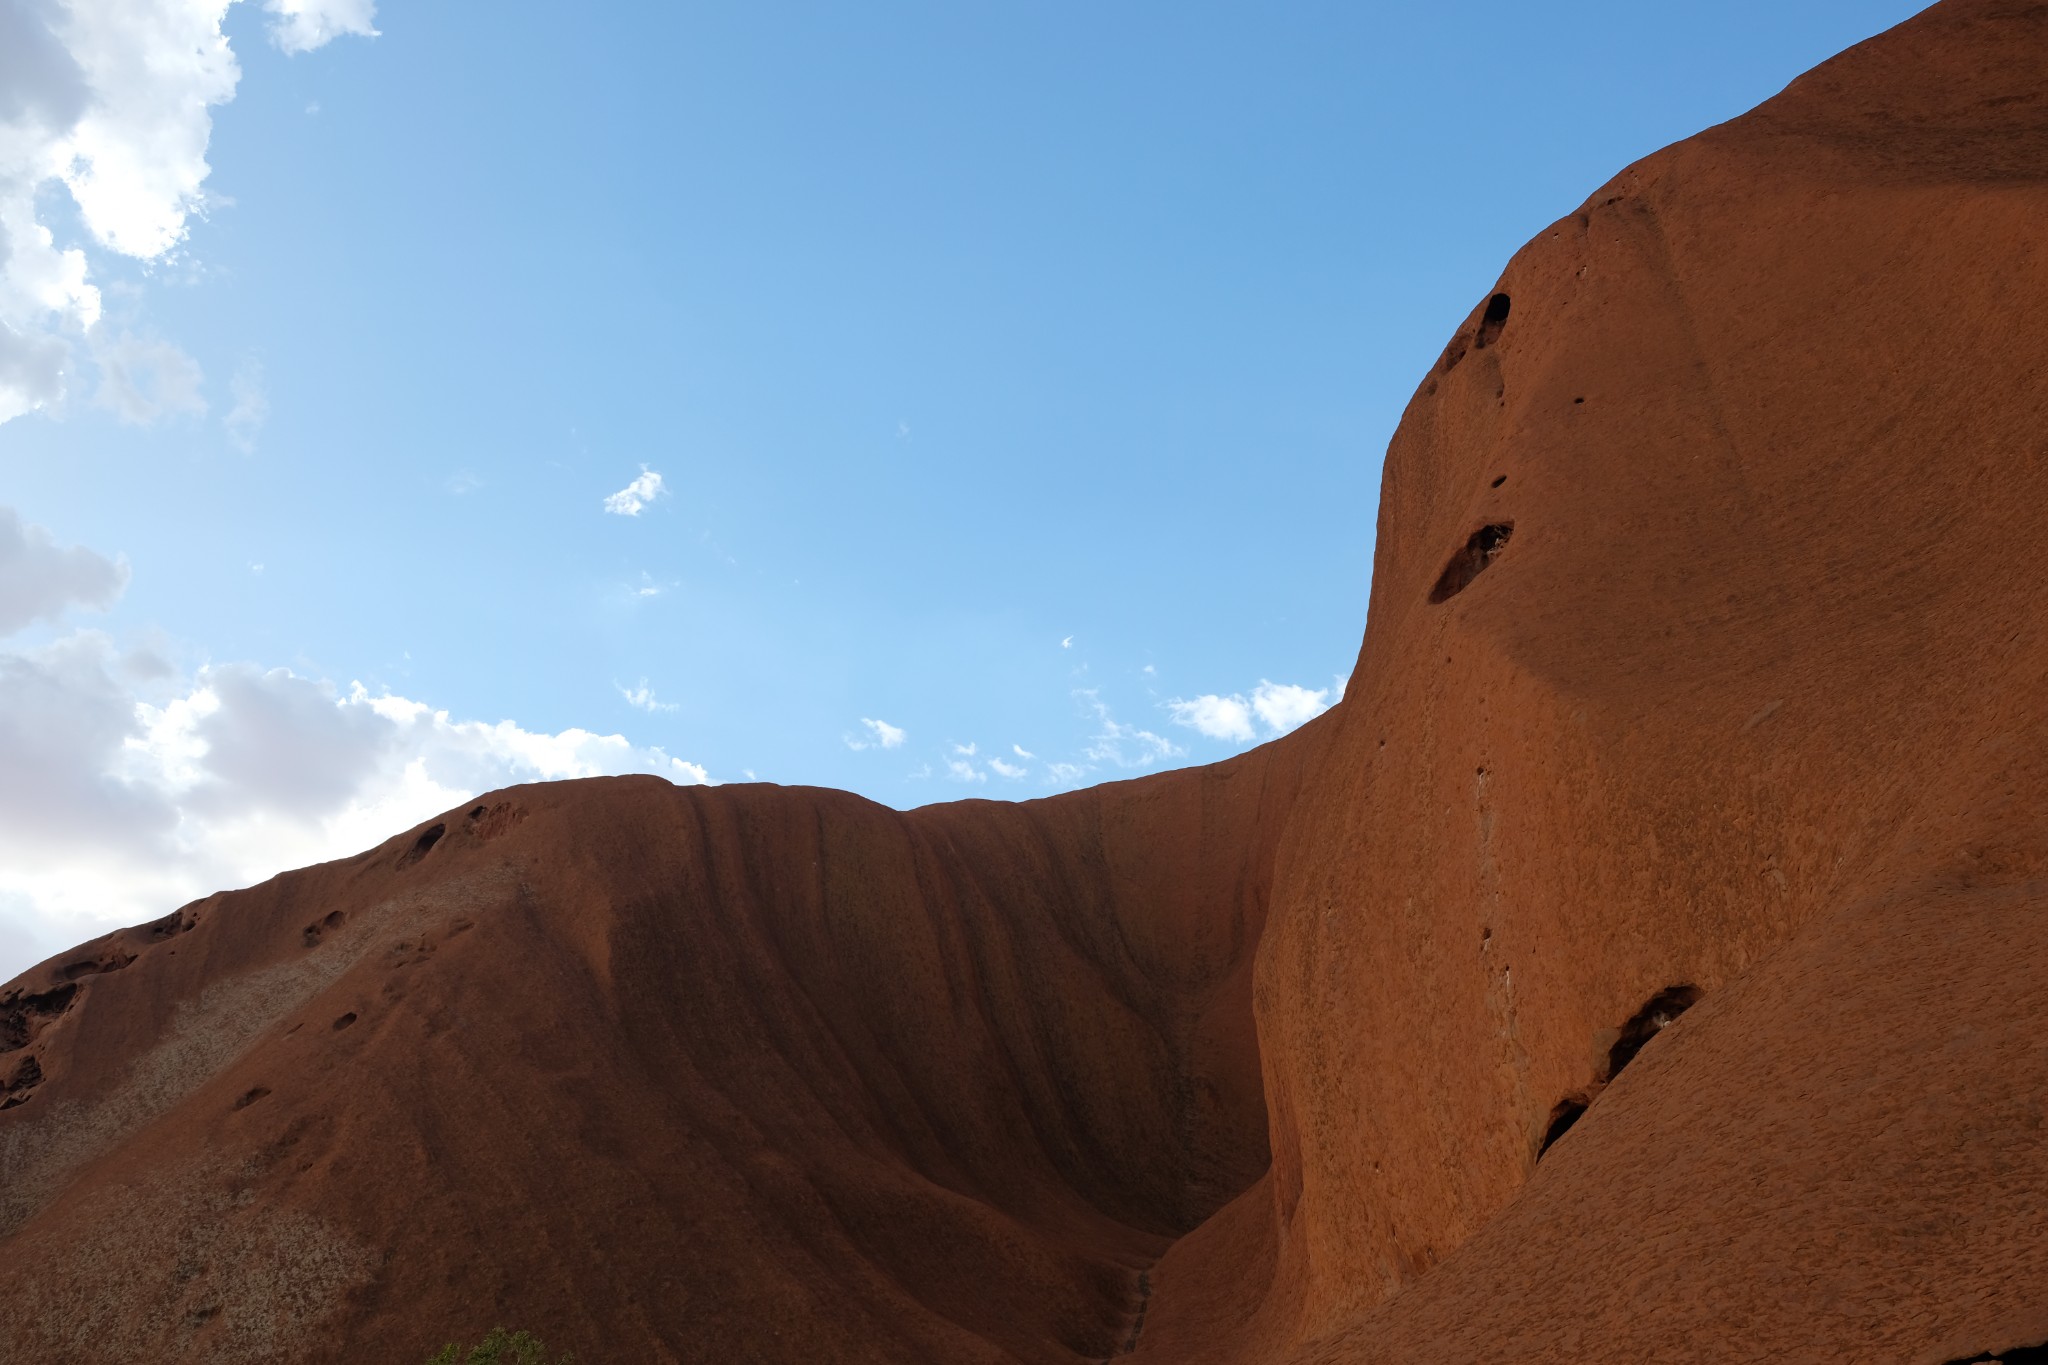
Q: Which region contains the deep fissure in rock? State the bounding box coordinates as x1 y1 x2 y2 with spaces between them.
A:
1606 985 1703 1081
1429 523 1514 603
1538 1097 1588 1157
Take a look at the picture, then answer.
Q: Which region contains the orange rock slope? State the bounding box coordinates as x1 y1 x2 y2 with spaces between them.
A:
7 2 2048 1361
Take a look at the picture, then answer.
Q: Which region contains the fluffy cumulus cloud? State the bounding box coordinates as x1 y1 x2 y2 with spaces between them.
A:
0 0 373 426
604 466 666 517
1167 678 1343 744
0 504 709 986
1164 692 1255 743
844 716 905 751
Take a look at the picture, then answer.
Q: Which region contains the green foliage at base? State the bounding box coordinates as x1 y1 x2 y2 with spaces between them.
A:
425 1327 575 1365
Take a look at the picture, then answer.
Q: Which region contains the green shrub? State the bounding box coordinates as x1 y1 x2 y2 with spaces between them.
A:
425 1327 574 1365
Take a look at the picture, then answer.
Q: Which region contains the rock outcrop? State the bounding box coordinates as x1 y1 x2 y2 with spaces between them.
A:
7 2 2048 1360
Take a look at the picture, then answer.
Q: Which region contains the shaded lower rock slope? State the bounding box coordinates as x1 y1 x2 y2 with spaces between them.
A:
10 1 2048 1360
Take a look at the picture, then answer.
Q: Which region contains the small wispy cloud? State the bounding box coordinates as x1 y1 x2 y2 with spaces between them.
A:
987 757 1025 779
224 358 268 452
618 680 678 713
950 741 977 757
845 717 906 751
1078 689 1182 769
267 0 382 55
947 758 987 784
1061 635 1074 649
1012 743 1034 759
604 466 667 516
630 571 677 598
94 333 207 426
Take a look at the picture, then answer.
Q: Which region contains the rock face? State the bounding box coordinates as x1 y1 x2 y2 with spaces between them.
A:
7 2 2048 1361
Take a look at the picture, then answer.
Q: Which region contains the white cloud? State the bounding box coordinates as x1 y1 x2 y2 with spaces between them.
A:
264 0 379 55
987 757 1025 779
618 679 677 713
0 505 127 635
0 0 369 428
1250 680 1333 734
92 331 206 424
950 741 976 757
1043 760 1086 785
946 758 986 784
844 716 905 751
1060 635 1074 649
1165 692 1255 743
604 465 666 516
1166 678 1338 745
1077 689 1182 769
0 507 713 986
224 357 266 450
1012 743 1033 759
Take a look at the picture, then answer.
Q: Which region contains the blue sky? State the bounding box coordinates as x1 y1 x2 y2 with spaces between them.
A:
0 0 1927 977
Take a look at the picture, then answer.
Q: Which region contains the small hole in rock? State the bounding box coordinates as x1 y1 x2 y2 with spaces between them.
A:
1573 396 1585 404
468 804 487 819
1538 1097 1588 1158
1490 475 1506 488
1440 333 1470 373
233 1086 271 1110
332 1012 357 1031
1429 523 1514 604
1475 293 1511 348
1605 985 1703 1081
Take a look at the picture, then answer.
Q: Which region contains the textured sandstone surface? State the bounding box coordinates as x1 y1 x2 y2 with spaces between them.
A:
6 2 2048 1361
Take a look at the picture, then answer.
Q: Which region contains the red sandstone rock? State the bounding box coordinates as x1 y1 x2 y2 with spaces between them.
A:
7 2 2048 1361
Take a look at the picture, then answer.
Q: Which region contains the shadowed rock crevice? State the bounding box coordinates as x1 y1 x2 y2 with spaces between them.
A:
1429 523 1513 603
1945 1344 2048 1363
1536 1096 1589 1158
0 983 77 1053
1474 292 1511 348
396 822 445 869
1605 985 1702 1081
0 1055 43 1111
